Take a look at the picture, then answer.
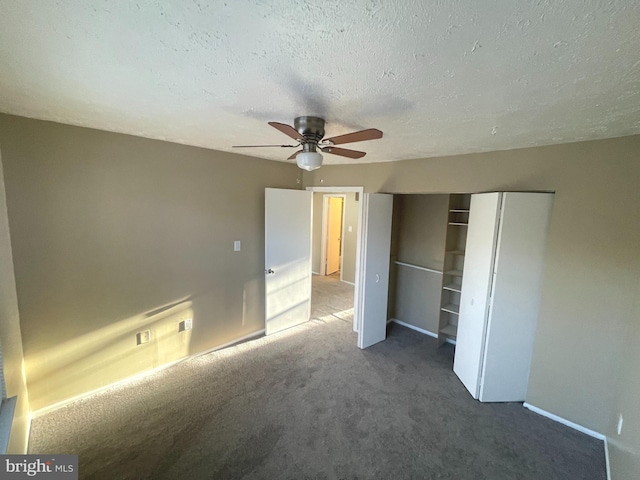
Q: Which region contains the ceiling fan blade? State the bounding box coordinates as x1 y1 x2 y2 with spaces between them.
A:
232 144 298 148
268 122 305 141
323 128 383 145
321 147 367 159
287 150 302 160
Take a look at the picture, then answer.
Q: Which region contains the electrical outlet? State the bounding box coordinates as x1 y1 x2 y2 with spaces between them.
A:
617 414 624 435
136 330 151 345
179 319 193 332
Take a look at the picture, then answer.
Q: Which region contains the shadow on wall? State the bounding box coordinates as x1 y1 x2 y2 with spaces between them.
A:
27 255 314 414
26 272 270 414
26 299 194 413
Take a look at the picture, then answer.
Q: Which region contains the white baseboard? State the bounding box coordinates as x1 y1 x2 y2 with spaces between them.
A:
32 328 265 418
312 271 321 275
522 403 605 440
390 319 437 338
604 436 611 480
193 329 265 358
389 319 456 345
341 279 355 286
520 404 611 478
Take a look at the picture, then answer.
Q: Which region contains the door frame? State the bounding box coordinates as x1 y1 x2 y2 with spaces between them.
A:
306 186 364 332
320 194 346 278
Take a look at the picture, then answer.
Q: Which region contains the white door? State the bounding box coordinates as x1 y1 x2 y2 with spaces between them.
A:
357 193 393 349
479 193 553 402
453 192 502 398
265 188 313 336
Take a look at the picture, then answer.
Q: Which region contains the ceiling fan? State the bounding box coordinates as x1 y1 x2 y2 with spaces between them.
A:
232 116 383 171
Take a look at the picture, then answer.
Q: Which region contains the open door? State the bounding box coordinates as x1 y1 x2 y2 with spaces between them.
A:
357 193 393 349
453 193 501 398
265 188 313 335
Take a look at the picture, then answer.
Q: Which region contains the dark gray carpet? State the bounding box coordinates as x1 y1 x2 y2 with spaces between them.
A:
29 314 605 480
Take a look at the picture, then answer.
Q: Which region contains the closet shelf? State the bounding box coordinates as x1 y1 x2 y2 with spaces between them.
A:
444 269 463 277
441 304 460 315
438 194 471 348
442 283 462 293
439 324 458 337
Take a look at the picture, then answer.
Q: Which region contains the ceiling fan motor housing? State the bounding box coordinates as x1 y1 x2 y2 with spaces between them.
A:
295 116 325 152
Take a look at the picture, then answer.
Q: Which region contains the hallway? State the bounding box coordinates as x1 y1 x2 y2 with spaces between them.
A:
310 273 354 324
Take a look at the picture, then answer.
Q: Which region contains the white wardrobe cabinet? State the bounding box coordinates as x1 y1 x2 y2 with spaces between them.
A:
453 192 553 402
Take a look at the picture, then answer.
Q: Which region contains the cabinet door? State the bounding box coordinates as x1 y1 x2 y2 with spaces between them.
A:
479 193 553 402
453 193 501 398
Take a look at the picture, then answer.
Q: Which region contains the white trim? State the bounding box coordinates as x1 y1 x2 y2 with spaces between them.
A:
341 280 355 286
356 193 371 343
312 270 321 275
604 436 611 480
522 403 605 440
32 329 265 418
306 186 364 193
394 261 443 275
193 329 265 358
307 186 364 333
391 319 437 338
390 319 456 345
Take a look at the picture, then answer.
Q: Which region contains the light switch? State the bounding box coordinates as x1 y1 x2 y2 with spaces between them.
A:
348 226 352 232
234 240 241 252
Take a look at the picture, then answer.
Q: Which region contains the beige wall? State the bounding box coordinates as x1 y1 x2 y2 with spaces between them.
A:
311 192 358 283
303 135 640 435
390 195 449 333
0 114 299 412
393 194 449 270
2 109 638 471
0 153 30 453
607 275 640 479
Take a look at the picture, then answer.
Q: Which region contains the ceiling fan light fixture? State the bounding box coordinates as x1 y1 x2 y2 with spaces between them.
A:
233 116 382 164
296 151 323 171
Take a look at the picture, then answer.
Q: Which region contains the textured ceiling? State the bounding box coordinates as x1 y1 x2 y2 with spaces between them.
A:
0 1 639 164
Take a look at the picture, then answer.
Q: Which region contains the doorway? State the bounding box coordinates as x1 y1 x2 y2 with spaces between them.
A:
321 195 345 278
265 186 393 349
308 187 363 332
